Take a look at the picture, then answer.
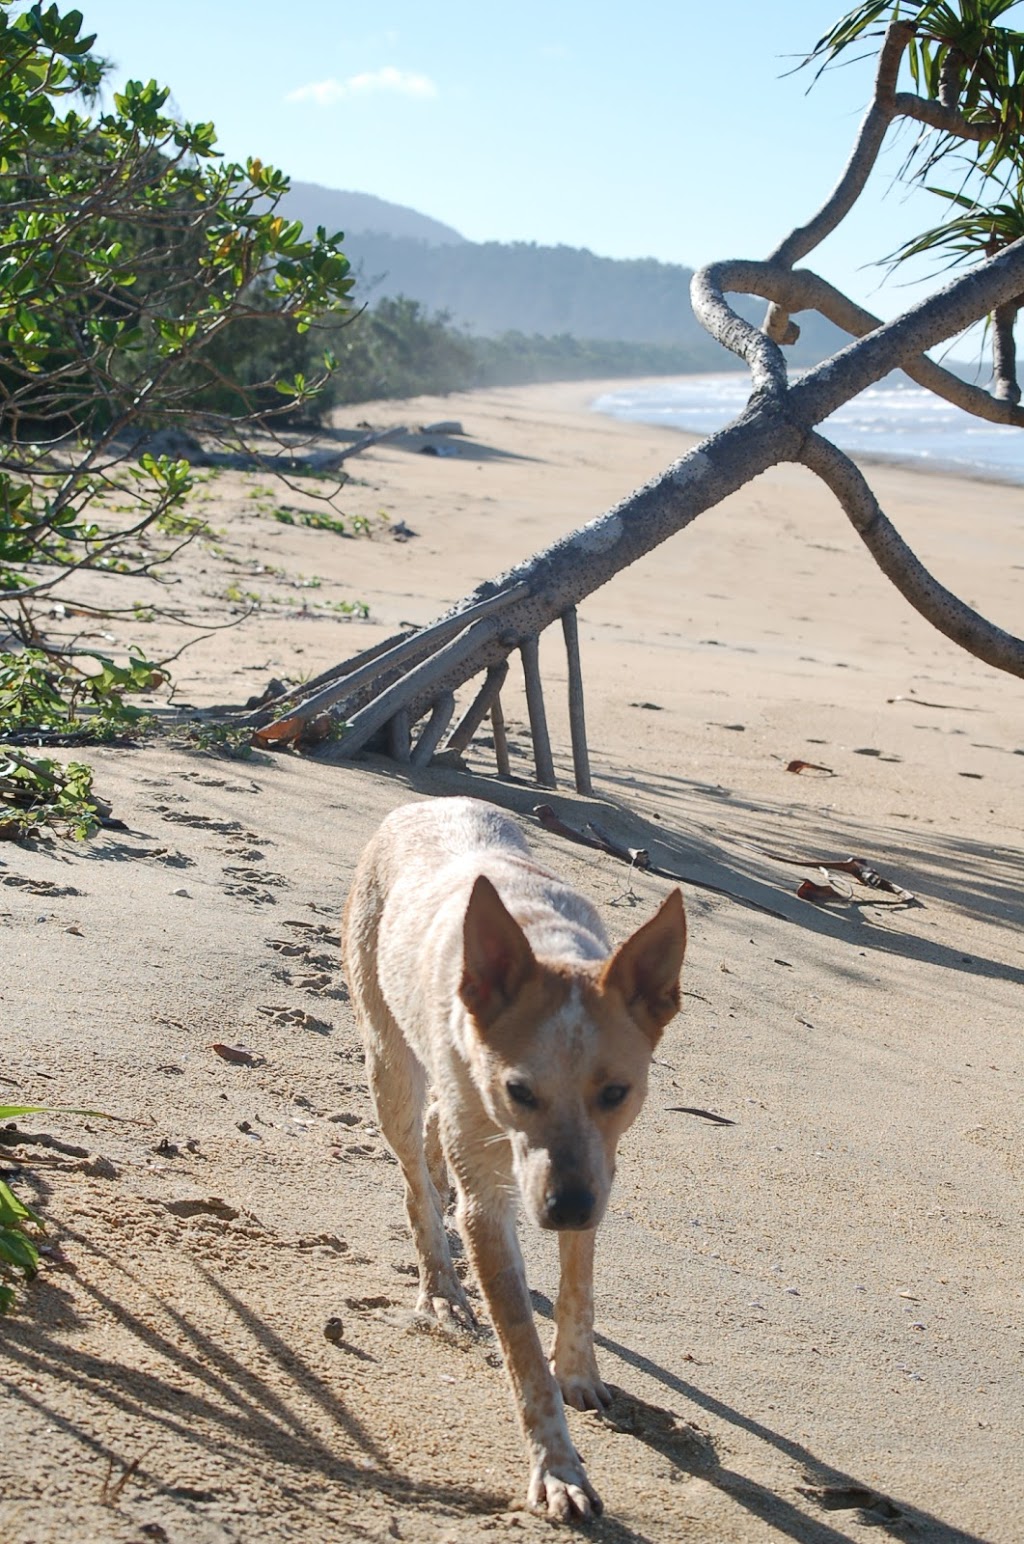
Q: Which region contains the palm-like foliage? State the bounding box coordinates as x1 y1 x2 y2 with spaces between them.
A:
807 1 1024 268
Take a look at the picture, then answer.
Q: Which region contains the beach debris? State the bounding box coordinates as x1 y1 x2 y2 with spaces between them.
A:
330 424 407 463
786 758 835 776
630 701 663 710
797 870 855 904
764 848 917 905
417 441 458 456
209 1042 265 1066
666 1105 736 1126
533 804 649 867
390 520 417 541
887 693 978 711
100 1454 143 1507
252 709 333 749
832 857 915 902
244 677 290 710
421 420 464 435
534 803 606 851
587 818 650 869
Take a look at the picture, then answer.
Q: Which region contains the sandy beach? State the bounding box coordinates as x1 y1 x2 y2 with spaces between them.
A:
1 380 1021 1544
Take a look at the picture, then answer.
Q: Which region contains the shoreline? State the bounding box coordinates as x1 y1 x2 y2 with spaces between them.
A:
583 370 1024 491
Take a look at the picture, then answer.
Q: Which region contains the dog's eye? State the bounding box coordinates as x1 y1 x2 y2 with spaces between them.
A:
506 1080 538 1109
597 1084 629 1110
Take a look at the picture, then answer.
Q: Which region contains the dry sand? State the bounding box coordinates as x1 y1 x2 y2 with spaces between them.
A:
1 381 1021 1544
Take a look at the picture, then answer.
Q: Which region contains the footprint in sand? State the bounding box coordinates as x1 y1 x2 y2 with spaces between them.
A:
223 865 288 888
152 806 245 834
179 772 262 794
272 967 347 1001
226 882 278 905
223 863 290 906
256 1004 332 1034
1 875 82 897
266 919 340 970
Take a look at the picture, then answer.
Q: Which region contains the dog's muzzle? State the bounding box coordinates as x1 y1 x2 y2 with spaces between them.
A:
542 1184 596 1230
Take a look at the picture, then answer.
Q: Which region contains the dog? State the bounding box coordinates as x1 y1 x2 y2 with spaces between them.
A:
341 797 686 1521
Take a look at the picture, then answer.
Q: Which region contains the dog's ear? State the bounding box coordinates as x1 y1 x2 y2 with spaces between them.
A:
460 875 537 1030
601 888 686 1045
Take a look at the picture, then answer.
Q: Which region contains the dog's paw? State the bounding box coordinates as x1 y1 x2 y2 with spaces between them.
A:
551 1355 612 1413
527 1458 603 1523
557 1370 612 1413
417 1283 477 1335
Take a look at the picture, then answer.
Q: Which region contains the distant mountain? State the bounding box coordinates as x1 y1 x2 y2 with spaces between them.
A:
280 184 849 367
281 182 465 247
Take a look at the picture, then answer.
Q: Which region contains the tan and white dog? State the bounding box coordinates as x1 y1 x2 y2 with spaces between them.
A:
342 797 686 1521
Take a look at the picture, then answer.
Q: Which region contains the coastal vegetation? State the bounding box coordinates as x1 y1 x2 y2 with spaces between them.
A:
322 299 725 404
0 0 354 828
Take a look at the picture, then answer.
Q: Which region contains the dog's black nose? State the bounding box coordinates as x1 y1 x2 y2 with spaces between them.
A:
543 1185 596 1230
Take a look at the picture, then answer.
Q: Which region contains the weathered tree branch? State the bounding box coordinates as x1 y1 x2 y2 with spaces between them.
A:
991 302 1021 403
697 259 1024 426
770 22 913 277
800 431 1024 676
258 233 1024 774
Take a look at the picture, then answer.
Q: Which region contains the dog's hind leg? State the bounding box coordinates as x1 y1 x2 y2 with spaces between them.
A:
367 1034 476 1331
550 1230 611 1411
423 1097 451 1207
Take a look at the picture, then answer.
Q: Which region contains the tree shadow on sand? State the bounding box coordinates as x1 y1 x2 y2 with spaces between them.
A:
388 756 1024 991
1 1225 510 1535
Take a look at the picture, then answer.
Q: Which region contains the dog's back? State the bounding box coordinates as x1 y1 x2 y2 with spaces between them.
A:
345 797 611 1066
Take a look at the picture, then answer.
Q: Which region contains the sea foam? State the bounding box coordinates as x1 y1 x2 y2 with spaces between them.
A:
593 372 1024 486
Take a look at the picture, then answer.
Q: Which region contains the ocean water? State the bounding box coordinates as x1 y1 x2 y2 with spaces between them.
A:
592 373 1024 486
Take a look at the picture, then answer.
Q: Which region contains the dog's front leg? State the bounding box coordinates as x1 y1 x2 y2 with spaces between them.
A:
551 1229 611 1412
458 1195 603 1522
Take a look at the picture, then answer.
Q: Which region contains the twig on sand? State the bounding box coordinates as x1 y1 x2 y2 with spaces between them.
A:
666 1106 737 1126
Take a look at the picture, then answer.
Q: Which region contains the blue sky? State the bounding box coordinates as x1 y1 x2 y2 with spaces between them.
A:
75 1 1011 323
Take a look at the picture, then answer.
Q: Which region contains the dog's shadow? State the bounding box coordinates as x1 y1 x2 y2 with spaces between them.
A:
525 1293 985 1544
600 1385 717 1477
589 1378 977 1544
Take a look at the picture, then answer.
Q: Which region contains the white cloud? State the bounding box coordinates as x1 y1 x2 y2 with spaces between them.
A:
285 78 347 106
286 67 437 107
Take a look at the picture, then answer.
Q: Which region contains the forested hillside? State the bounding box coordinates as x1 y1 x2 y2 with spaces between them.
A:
280 184 848 366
